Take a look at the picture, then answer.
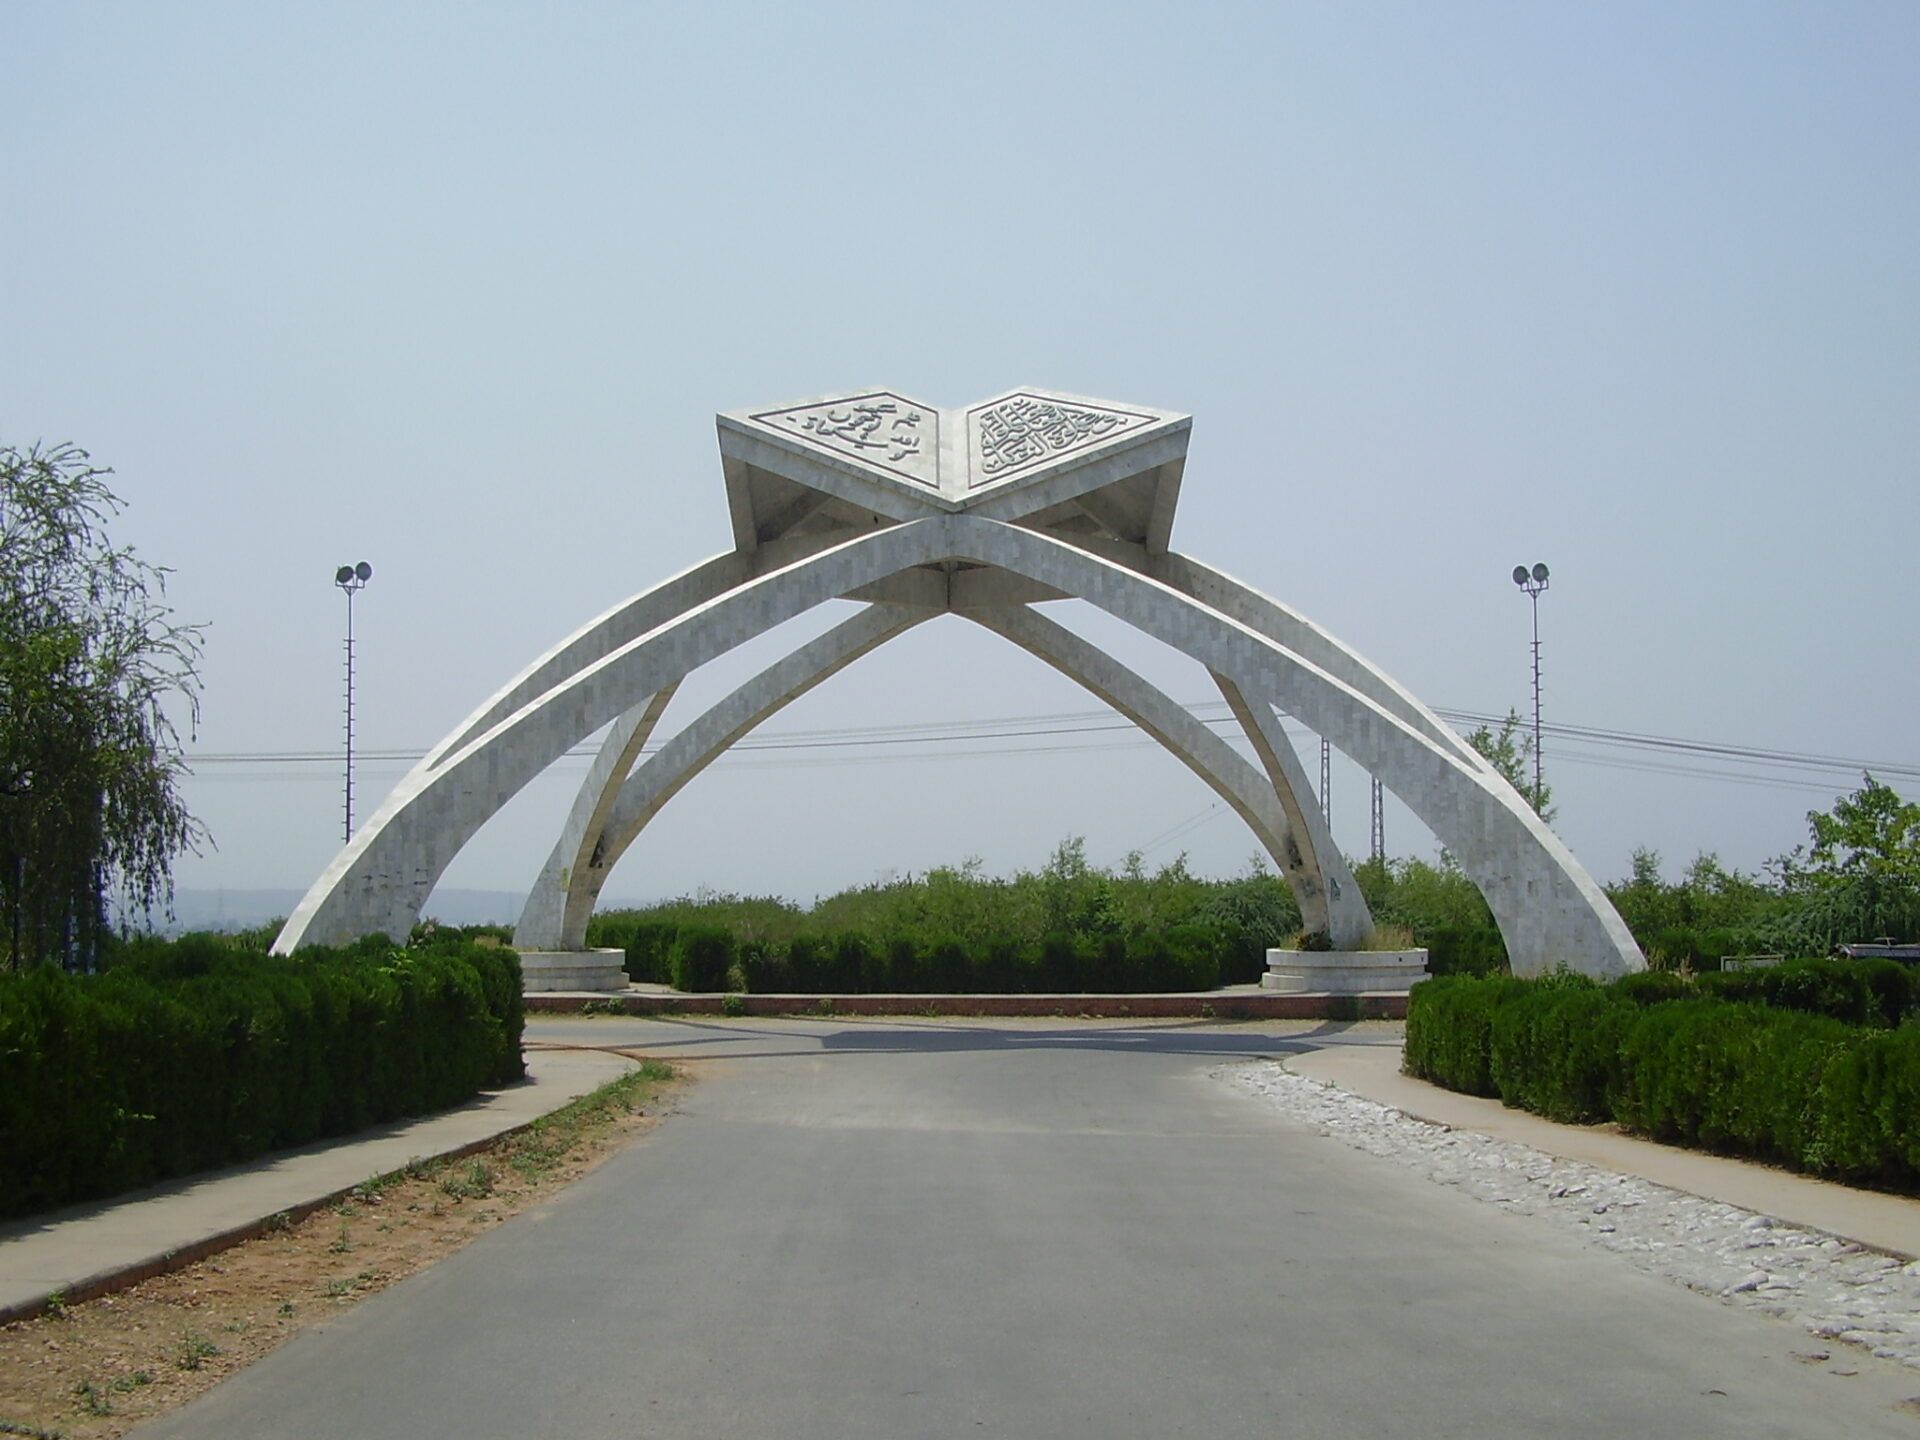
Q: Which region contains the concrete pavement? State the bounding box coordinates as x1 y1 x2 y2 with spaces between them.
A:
10 1014 1918 1335
127 1015 1920 1439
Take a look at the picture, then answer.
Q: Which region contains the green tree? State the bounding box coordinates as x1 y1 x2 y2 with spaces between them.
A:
1789 774 1920 888
1465 709 1553 820
1758 774 1920 949
0 442 204 969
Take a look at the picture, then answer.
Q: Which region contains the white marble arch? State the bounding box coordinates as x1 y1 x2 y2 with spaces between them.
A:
275 508 1642 976
511 600 1373 953
513 603 931 952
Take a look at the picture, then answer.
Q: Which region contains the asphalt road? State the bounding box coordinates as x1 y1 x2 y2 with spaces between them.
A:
133 1017 1920 1438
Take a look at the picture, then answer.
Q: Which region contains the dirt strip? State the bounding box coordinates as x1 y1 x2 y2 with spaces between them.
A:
0 1055 685 1440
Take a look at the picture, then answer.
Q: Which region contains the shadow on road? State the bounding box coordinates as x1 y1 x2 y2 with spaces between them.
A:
537 1013 1398 1063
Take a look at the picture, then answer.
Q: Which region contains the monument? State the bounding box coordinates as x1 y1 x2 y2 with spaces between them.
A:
273 388 1645 988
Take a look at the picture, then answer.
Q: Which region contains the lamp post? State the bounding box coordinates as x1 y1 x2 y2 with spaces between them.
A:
335 561 372 843
1511 561 1549 798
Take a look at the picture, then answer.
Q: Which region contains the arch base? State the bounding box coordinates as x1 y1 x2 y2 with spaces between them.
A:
1262 949 1431 994
519 949 628 994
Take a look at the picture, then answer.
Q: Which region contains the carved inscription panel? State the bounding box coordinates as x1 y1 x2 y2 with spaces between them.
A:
750 392 940 489
965 394 1153 488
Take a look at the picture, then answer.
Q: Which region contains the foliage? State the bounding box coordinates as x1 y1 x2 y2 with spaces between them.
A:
1464 709 1552 821
0 932 523 1218
1406 966 1920 1183
1603 848 1787 970
0 442 204 969
592 838 1284 990
1786 774 1920 889
666 924 735 992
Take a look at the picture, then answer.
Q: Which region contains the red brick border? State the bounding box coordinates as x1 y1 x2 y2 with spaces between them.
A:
526 991 1408 1021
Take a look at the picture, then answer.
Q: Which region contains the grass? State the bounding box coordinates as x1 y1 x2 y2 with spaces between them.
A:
492 1059 676 1183
437 1160 495 1202
175 1332 219 1372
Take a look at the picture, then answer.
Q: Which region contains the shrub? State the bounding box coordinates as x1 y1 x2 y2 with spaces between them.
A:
737 938 786 992
0 936 523 1219
1411 966 1920 1183
1697 957 1917 1029
1487 979 1629 1123
784 934 831 991
666 925 734 992
618 920 679 984
1404 974 1530 1096
923 936 971 991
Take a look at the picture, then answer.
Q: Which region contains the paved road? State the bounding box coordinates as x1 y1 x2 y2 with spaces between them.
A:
135 1017 1920 1438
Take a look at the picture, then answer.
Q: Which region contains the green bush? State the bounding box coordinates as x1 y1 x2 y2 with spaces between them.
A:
1610 1001 1852 1164
1487 977 1630 1123
923 935 971 991
1608 970 1692 1006
1812 1024 1920 1178
616 920 679 984
1409 966 1920 1183
1403 974 1531 1096
1697 957 1918 1029
667 925 735 992
0 935 523 1220
738 937 785 992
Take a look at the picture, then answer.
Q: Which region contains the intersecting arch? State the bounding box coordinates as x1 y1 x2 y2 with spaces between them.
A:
274 513 1644 977
512 602 1370 953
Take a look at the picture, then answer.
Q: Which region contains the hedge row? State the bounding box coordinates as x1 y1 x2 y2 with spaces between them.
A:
1404 965 1920 1183
0 933 525 1219
615 920 1232 994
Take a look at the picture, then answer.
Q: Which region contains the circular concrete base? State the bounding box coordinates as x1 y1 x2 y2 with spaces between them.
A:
519 948 628 994
1262 948 1430 995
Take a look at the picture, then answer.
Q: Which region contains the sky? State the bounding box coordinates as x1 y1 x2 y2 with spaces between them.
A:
5 1 1917 922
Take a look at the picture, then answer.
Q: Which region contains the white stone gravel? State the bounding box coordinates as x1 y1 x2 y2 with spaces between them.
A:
1217 1057 1920 1371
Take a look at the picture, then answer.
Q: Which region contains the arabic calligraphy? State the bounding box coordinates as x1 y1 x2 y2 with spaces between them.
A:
973 398 1132 479
799 402 925 464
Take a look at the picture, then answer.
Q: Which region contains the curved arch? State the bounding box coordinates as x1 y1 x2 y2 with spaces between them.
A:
1155 552 1491 774
515 602 932 950
965 606 1372 947
277 511 1641 976
521 601 1371 950
274 518 964 952
511 683 679 953
943 518 1641 976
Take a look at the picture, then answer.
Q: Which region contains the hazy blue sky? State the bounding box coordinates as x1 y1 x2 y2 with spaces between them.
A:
6 1 1916 916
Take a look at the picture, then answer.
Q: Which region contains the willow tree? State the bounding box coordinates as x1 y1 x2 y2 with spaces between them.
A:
0 443 204 969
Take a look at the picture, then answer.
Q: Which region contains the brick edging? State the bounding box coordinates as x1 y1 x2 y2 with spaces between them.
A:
525 991 1408 1020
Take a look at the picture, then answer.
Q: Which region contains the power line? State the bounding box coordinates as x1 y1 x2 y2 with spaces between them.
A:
180 703 1917 793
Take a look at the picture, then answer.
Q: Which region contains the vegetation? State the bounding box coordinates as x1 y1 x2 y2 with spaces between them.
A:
1607 776 1920 968
586 775 1918 992
0 929 524 1219
587 838 1515 992
1465 709 1552 820
1406 963 1920 1184
0 442 204 972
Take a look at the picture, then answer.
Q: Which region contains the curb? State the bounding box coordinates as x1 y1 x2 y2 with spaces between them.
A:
0 1127 516 1328
0 1050 644 1328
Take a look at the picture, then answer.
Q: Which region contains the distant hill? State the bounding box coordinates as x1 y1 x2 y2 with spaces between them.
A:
161 888 531 935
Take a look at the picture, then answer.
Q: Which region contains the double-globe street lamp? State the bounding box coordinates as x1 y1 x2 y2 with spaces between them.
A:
1511 562 1549 799
335 562 372 844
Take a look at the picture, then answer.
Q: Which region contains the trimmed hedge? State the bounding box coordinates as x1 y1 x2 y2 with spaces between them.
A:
618 921 1229 994
1405 965 1920 1184
0 934 525 1220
